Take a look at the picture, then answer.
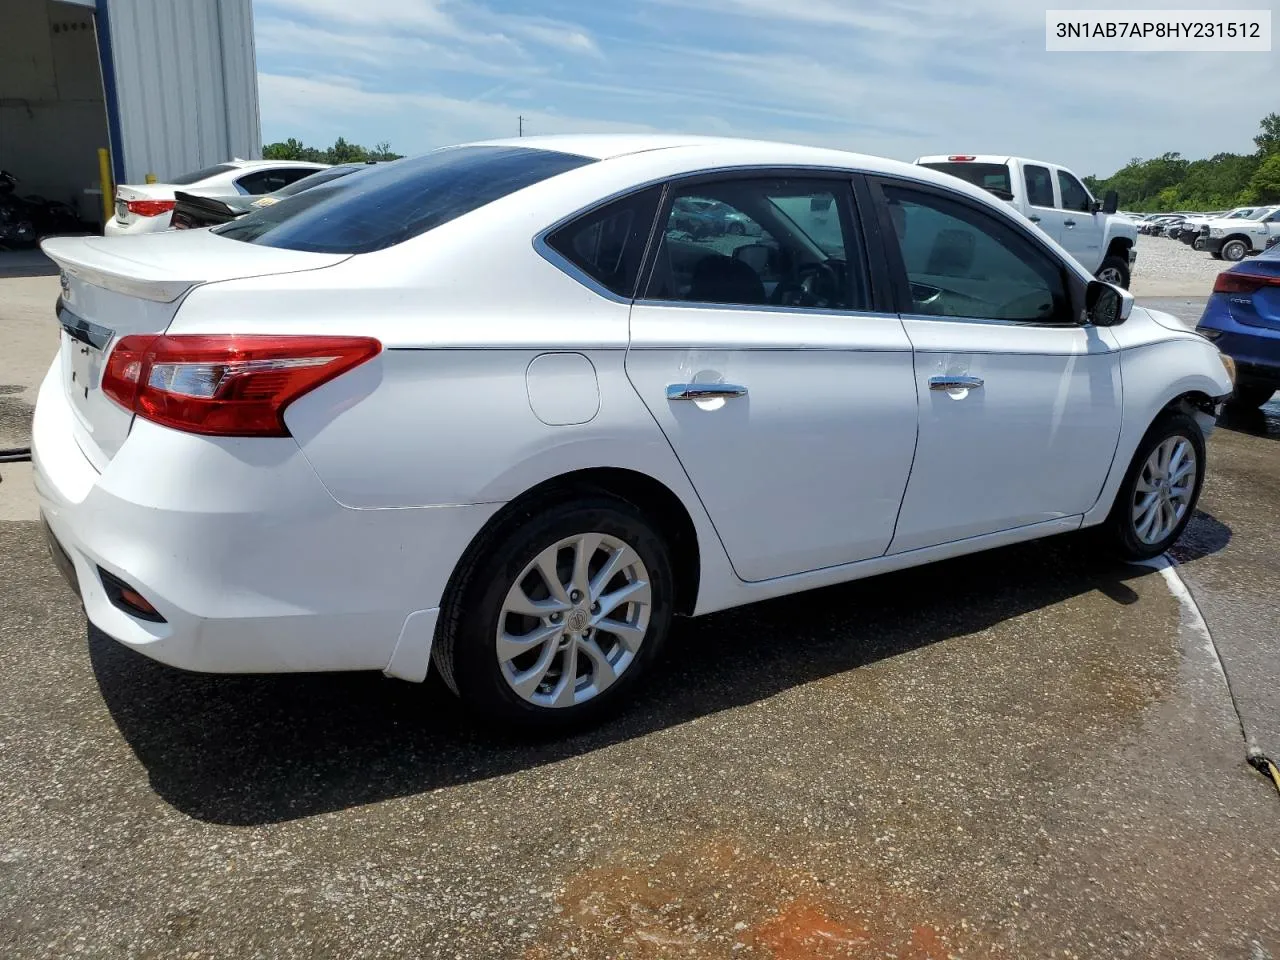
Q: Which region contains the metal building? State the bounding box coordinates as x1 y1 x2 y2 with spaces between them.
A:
1 0 261 229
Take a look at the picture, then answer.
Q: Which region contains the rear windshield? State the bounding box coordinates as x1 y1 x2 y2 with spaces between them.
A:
170 163 238 185
213 146 596 254
919 162 1014 201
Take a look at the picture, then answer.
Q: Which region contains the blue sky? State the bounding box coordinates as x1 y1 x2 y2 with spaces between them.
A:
252 0 1276 178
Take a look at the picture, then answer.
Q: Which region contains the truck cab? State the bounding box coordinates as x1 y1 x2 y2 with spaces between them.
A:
915 154 1137 287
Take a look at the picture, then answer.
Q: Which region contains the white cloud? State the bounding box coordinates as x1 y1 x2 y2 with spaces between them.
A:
253 0 1278 175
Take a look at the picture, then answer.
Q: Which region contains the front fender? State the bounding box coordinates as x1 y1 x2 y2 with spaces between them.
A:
1083 336 1231 525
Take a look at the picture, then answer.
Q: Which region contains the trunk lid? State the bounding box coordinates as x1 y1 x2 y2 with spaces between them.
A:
113 182 175 226
41 231 350 469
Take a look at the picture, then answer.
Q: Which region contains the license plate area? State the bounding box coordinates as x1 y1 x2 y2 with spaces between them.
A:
115 199 128 221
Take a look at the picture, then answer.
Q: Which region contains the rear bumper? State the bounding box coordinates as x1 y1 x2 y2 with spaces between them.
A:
32 362 498 680
103 215 170 236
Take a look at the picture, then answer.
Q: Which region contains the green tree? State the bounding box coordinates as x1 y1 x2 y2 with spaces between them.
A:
261 137 404 164
1246 153 1280 204
1254 112 1280 156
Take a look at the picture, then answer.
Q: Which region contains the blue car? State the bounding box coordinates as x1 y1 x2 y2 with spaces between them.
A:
1196 241 1280 409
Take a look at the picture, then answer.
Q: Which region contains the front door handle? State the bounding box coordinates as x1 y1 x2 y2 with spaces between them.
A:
1063 219 1076 227
929 376 984 391
667 383 748 401
1028 215 1041 223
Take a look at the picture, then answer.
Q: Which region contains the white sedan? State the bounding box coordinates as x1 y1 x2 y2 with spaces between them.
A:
35 135 1234 730
104 159 327 236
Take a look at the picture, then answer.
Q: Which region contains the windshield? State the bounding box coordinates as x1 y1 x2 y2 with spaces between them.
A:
918 162 1014 201
214 146 595 254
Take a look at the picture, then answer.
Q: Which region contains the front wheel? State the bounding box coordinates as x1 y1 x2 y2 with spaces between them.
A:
1221 238 1249 262
433 494 674 731
1103 412 1205 560
1096 255 1130 288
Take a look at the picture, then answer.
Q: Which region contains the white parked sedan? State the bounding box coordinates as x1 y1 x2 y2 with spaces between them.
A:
104 159 328 236
36 135 1234 729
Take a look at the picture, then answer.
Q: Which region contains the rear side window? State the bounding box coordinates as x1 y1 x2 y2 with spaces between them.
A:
170 163 237 185
1023 164 1054 207
544 187 662 297
919 162 1013 201
214 147 596 254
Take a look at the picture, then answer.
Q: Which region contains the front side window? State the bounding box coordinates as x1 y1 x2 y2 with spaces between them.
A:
645 178 868 311
880 182 1070 324
1056 170 1092 213
545 186 662 298
214 146 596 254
1023 164 1055 208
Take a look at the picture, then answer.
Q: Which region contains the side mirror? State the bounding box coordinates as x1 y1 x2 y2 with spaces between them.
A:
1086 279 1133 326
1102 190 1118 215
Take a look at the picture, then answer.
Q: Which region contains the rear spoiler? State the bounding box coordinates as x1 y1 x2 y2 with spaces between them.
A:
172 191 246 227
41 236 199 303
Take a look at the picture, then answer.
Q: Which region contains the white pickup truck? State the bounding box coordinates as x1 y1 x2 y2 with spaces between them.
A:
1200 205 1280 261
915 155 1138 288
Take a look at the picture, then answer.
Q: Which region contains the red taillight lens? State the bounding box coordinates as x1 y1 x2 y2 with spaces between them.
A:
101 335 382 437
126 199 176 217
1213 272 1280 295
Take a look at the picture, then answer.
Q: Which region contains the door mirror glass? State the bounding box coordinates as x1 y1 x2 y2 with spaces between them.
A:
1102 190 1119 215
1086 279 1132 326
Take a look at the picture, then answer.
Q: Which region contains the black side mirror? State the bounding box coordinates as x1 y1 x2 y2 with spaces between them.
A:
1102 190 1118 215
1086 279 1131 326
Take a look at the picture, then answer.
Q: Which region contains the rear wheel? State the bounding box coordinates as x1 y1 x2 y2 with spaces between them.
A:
1103 412 1205 560
1229 384 1275 409
433 494 674 731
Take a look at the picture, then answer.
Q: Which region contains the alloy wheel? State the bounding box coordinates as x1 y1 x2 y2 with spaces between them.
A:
496 533 651 708
1131 436 1197 545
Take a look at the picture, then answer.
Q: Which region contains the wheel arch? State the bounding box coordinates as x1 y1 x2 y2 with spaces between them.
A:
1105 235 1133 259
439 466 704 621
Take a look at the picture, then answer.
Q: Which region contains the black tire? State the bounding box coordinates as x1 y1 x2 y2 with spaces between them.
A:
1229 384 1275 409
1096 254 1130 289
1210 250 1224 260
433 492 675 731
1221 238 1249 262
1103 411 1206 561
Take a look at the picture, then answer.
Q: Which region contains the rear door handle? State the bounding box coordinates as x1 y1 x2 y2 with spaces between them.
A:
1063 219 1076 227
667 383 748 401
929 376 984 391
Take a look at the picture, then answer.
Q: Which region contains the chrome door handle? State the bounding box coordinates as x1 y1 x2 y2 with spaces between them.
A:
667 383 748 401
929 376 983 391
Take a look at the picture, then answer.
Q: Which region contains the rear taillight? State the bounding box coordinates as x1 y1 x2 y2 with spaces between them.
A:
101 334 381 437
126 199 176 217
1213 272 1280 295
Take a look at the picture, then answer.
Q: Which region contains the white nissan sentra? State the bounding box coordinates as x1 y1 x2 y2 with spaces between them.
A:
35 135 1234 729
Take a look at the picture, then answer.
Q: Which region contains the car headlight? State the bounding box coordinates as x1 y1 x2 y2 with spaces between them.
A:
1219 352 1236 386
1209 227 1224 237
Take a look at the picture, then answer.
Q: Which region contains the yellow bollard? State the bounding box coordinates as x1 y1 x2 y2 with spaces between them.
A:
97 147 113 226
145 173 157 184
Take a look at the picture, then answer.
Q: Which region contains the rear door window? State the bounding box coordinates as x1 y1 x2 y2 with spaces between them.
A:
1023 165 1055 208
545 187 662 298
214 146 595 254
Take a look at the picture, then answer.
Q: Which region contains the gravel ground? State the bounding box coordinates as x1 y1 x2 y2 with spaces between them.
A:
1129 234 1235 299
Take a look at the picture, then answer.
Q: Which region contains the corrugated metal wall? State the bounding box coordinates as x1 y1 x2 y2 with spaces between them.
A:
103 0 261 183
